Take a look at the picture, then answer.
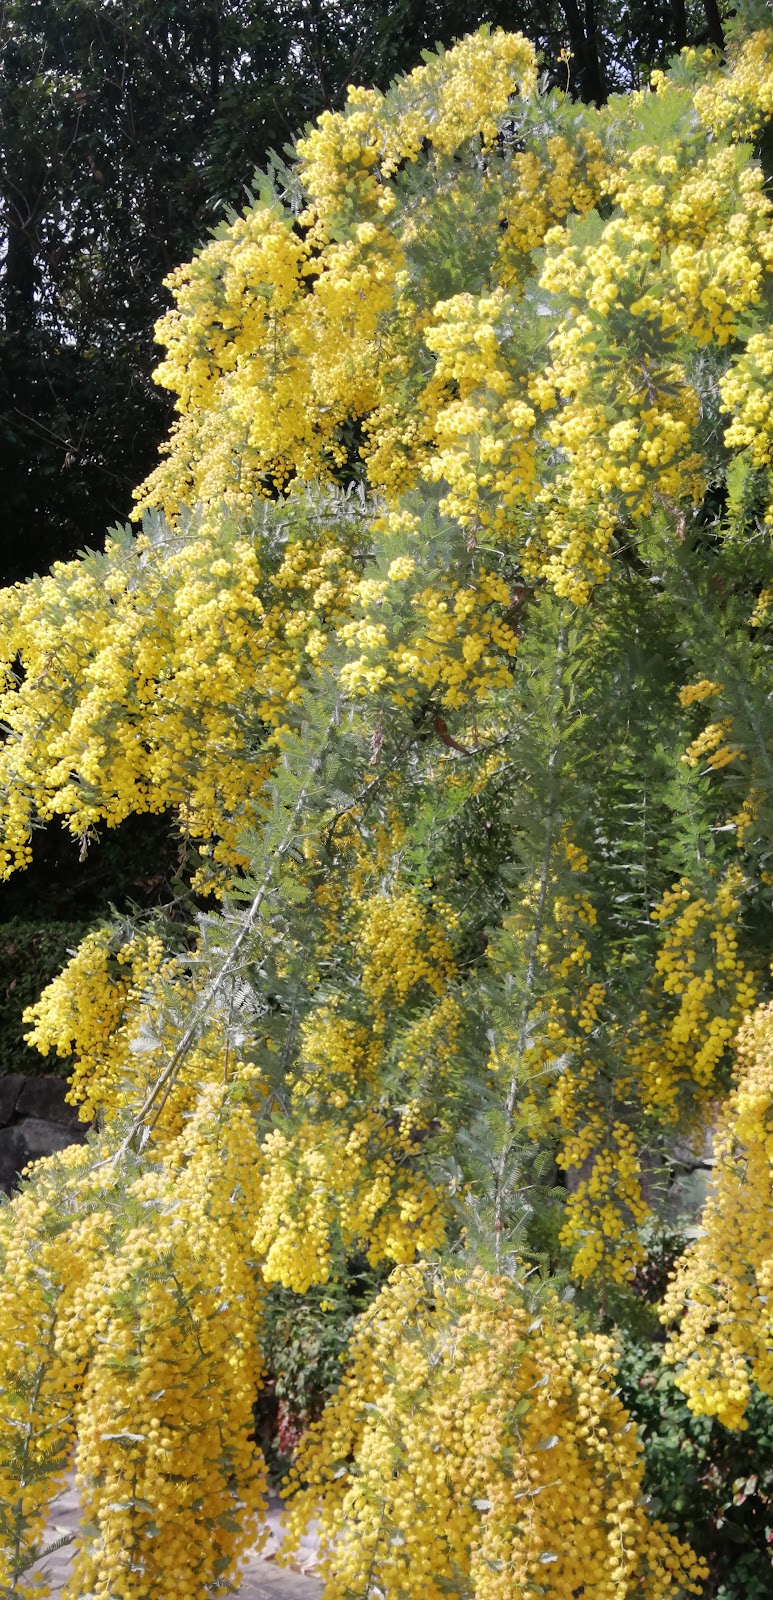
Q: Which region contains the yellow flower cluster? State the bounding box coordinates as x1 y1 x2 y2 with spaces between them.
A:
422 290 537 529
0 503 367 885
70 1220 264 1597
642 867 758 1100
682 719 743 771
357 888 457 1007
284 1265 706 1598
253 1113 446 1293
496 129 608 274
291 1005 381 1109
0 1074 271 1599
693 27 773 140
751 585 773 627
391 990 464 1097
537 890 647 1286
135 31 536 527
721 328 773 466
532 121 773 596
145 209 317 517
250 884 462 1291
679 677 746 773
0 1159 83 1597
72 1086 268 1600
678 678 724 706
539 852 756 1287
664 1002 773 1430
339 525 519 706
299 28 537 203
22 922 262 1152
122 23 773 632
23 927 169 1120
486 834 651 1290
559 1120 649 1286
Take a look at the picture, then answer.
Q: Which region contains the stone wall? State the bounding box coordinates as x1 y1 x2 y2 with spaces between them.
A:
0 1075 86 1194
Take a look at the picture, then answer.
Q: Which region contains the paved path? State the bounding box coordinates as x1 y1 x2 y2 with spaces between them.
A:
35 1481 323 1599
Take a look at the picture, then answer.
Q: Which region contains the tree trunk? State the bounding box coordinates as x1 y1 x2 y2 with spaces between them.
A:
3 197 36 329
671 0 688 53
702 0 724 52
560 0 605 103
209 1 221 105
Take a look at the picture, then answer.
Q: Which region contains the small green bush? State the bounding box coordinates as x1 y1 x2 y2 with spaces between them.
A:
254 1262 384 1480
620 1332 773 1597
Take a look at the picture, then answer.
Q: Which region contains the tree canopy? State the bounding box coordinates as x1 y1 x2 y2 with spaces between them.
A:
0 0 735 581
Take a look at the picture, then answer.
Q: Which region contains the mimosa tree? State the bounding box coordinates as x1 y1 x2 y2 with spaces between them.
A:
2 12 773 1597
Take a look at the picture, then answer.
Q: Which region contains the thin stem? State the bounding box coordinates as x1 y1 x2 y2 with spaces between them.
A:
493 624 567 1268
113 705 341 1160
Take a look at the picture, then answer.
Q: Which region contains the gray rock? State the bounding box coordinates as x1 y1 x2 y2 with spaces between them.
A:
0 1124 31 1193
16 1116 86 1160
16 1075 83 1128
239 1564 323 1598
0 1118 86 1194
0 1073 25 1126
36 1481 323 1600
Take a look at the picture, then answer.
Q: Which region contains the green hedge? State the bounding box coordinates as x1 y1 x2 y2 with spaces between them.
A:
620 1332 773 1598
